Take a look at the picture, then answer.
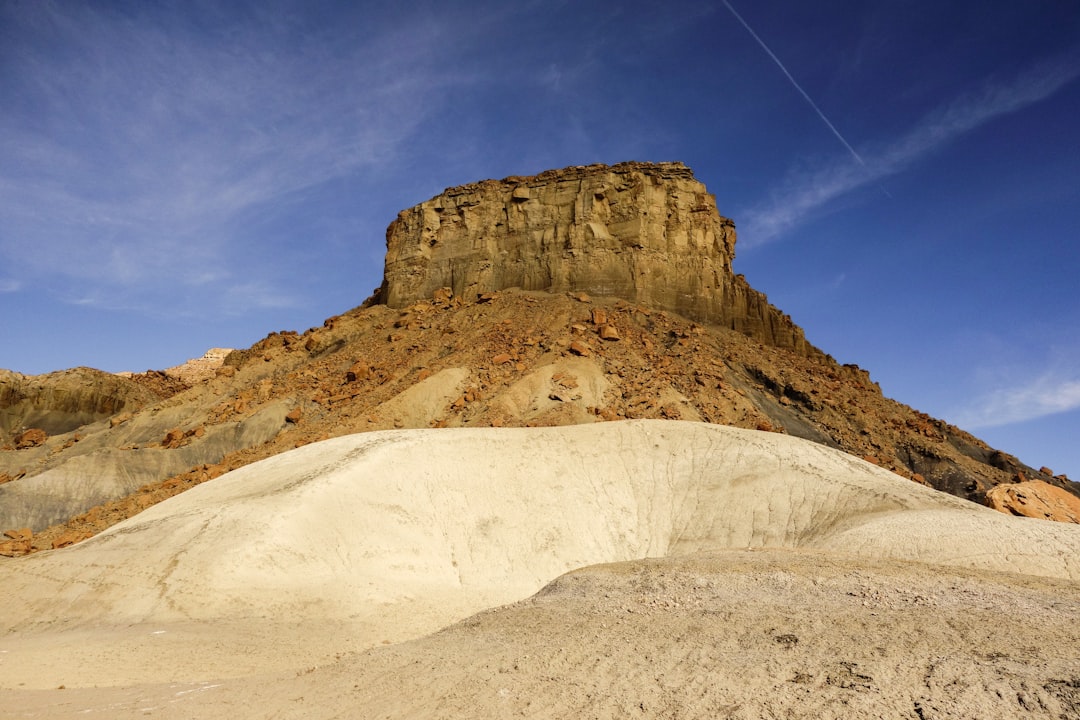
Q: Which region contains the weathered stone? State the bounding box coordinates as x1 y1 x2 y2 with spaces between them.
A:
346 362 370 382
986 480 1080 523
432 287 454 306
0 527 32 557
14 428 46 449
162 428 185 449
569 341 591 357
598 325 621 341
110 412 133 427
378 162 824 360
51 529 92 549
492 353 513 365
162 348 232 383
285 407 303 424
3 527 31 542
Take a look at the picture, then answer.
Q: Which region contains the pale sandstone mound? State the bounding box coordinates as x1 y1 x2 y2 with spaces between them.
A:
2 420 1078 699
381 162 820 357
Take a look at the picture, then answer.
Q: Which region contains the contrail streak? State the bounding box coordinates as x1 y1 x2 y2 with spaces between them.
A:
722 0 865 166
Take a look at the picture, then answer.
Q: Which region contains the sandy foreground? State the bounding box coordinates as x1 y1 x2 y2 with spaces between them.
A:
1 420 1078 718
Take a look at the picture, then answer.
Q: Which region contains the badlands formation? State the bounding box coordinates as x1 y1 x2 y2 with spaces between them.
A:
2 162 1080 717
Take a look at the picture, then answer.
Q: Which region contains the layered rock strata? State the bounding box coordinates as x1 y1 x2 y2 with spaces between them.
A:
0 367 160 439
380 162 821 359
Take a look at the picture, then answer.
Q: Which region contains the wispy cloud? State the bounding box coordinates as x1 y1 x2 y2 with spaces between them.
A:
740 56 1080 245
0 278 21 293
722 0 864 166
0 3 458 311
954 369 1080 429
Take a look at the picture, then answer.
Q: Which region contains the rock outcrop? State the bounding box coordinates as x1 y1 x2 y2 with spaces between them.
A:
162 347 233 384
0 367 161 441
380 162 822 359
986 480 1080 523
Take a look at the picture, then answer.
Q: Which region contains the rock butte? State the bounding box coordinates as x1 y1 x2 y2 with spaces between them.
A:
381 161 821 359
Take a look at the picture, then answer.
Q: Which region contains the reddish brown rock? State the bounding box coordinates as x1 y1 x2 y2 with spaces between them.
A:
598 325 621 341
346 362 370 382
492 353 513 365
110 412 133 428
3 528 31 541
432 286 454 306
986 480 1080 524
569 340 591 357
0 528 33 557
162 428 185 449
51 529 92 549
285 407 303 424
14 428 46 449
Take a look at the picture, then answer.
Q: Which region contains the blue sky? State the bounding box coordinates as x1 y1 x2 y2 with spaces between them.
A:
2 1 1078 477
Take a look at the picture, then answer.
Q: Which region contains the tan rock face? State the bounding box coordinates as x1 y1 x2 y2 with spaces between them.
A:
380 162 821 359
986 480 1080 523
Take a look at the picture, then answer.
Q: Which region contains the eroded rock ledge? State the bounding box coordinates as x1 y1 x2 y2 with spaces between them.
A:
379 161 823 359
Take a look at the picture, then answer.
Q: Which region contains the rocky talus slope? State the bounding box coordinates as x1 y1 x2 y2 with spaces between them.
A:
1 162 1076 555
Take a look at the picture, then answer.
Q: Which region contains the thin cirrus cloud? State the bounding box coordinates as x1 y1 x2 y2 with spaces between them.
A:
955 370 1080 429
738 56 1080 246
0 3 454 311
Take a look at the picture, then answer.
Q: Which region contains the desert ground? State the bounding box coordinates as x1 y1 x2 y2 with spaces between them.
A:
2 420 1079 718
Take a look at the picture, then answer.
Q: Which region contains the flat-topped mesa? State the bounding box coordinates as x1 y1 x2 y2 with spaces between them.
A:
380 161 824 359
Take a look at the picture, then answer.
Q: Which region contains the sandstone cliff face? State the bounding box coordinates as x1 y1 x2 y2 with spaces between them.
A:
381 162 821 359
